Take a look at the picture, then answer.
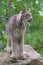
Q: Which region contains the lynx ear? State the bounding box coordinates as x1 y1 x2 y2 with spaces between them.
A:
22 8 26 13
20 8 26 14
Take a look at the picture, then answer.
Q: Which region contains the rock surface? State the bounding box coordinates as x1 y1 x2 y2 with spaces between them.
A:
0 45 43 65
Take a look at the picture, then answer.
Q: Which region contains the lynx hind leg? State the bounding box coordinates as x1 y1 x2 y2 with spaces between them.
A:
4 38 12 53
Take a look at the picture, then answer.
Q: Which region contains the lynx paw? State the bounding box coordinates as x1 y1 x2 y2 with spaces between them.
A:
4 47 12 53
10 54 18 60
19 54 26 59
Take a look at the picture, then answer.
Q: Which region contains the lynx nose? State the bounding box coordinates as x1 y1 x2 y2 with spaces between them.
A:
28 17 32 22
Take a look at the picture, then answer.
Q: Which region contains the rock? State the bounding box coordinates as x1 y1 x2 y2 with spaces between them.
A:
0 45 43 65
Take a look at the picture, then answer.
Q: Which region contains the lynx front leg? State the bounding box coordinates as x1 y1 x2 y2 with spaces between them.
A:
10 38 19 59
19 34 30 59
19 35 26 59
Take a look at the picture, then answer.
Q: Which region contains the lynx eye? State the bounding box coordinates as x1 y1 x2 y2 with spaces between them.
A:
26 15 29 18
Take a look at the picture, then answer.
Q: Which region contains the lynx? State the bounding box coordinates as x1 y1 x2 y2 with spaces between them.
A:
5 9 32 59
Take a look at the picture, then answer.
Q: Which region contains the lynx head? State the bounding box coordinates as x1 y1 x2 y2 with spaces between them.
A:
20 9 32 23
